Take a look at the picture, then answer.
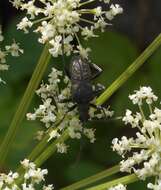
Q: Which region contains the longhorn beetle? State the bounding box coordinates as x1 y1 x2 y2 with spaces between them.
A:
63 55 105 123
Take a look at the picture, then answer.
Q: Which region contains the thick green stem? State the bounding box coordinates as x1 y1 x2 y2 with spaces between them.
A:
16 130 69 185
34 130 69 167
28 134 49 162
96 33 161 105
60 165 120 190
17 118 66 173
0 44 51 165
16 134 49 174
86 174 138 190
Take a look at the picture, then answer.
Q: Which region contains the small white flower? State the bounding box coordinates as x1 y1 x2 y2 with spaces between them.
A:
5 41 24 57
49 36 62 57
84 128 96 143
17 17 33 33
43 184 54 190
0 50 6 63
122 109 142 128
26 113 37 120
147 179 161 190
35 130 44 141
28 168 48 184
56 143 68 153
75 45 91 58
112 136 134 156
81 27 97 40
22 183 35 190
94 7 102 17
108 184 127 190
106 4 123 20
36 21 56 44
48 129 61 141
0 26 23 81
20 1 41 19
129 86 158 105
11 0 24 9
110 4 123 16
21 159 30 169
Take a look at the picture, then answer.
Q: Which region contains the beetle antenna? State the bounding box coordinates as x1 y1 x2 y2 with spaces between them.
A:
72 133 84 168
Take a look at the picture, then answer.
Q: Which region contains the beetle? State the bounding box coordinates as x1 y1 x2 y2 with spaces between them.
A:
64 55 105 122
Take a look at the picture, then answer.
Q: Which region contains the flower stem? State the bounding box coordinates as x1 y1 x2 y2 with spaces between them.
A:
16 130 69 185
34 129 69 167
79 0 96 7
0 43 51 166
96 33 161 106
86 174 138 190
16 134 49 174
60 165 120 190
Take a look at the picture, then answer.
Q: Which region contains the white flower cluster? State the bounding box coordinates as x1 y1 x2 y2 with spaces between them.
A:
112 86 161 189
12 0 123 58
27 66 113 153
0 26 23 82
148 178 161 190
108 184 127 190
0 159 54 190
129 86 158 105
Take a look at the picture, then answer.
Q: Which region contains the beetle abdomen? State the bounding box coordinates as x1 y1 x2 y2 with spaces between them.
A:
72 81 93 104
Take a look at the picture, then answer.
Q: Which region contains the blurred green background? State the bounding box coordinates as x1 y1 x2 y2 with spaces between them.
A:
0 0 161 189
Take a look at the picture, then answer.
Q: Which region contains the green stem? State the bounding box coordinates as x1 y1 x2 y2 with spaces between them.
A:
16 130 69 185
28 134 49 161
0 43 51 165
86 174 138 190
96 33 161 106
16 134 49 174
34 130 69 167
60 165 120 190
27 116 66 161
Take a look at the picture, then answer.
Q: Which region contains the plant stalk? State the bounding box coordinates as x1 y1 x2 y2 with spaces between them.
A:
96 33 161 105
0 44 51 165
16 134 49 175
86 174 138 190
60 165 120 190
34 130 69 167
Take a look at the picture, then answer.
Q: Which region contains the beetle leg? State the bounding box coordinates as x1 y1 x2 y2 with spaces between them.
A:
67 104 77 112
90 103 107 118
59 98 77 112
61 53 71 78
64 60 71 78
61 35 71 78
90 63 103 80
60 98 72 103
93 83 105 97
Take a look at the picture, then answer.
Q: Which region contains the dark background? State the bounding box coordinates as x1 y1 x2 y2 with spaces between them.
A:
0 0 161 189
